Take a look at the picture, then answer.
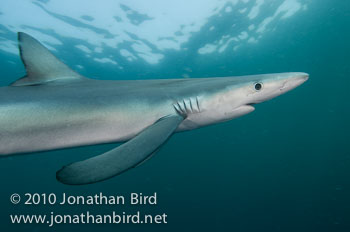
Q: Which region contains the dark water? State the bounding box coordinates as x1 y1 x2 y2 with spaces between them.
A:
0 0 349 231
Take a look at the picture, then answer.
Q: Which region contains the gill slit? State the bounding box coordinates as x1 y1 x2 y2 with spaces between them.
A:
173 96 201 117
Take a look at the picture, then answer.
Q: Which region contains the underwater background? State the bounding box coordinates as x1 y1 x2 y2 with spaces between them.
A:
0 0 349 231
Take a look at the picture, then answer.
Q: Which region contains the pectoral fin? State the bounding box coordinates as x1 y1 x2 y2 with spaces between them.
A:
56 115 183 185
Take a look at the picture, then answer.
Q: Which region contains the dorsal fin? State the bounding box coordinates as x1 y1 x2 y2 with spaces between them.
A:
11 32 85 86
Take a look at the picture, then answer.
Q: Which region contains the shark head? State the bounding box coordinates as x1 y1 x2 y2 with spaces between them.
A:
179 72 309 130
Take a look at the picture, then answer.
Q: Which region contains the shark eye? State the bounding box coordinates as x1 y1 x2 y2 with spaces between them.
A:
254 82 262 91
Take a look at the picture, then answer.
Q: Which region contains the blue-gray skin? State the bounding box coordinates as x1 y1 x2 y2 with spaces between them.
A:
0 32 308 185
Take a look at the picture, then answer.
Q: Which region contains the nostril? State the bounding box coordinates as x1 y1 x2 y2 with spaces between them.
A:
280 81 287 91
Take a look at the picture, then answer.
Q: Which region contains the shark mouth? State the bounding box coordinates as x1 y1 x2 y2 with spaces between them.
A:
247 103 256 108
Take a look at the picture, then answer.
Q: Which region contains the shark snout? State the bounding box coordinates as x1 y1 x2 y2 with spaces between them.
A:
293 72 309 84
250 72 309 104
292 72 308 81
280 72 309 92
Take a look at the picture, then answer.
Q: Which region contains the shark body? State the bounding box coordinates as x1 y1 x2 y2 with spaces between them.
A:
0 32 308 184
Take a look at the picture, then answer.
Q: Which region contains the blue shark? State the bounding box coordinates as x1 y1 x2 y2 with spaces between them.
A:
0 32 308 185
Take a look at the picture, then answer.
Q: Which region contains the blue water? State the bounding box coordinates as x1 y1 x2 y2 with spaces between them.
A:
0 0 349 231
